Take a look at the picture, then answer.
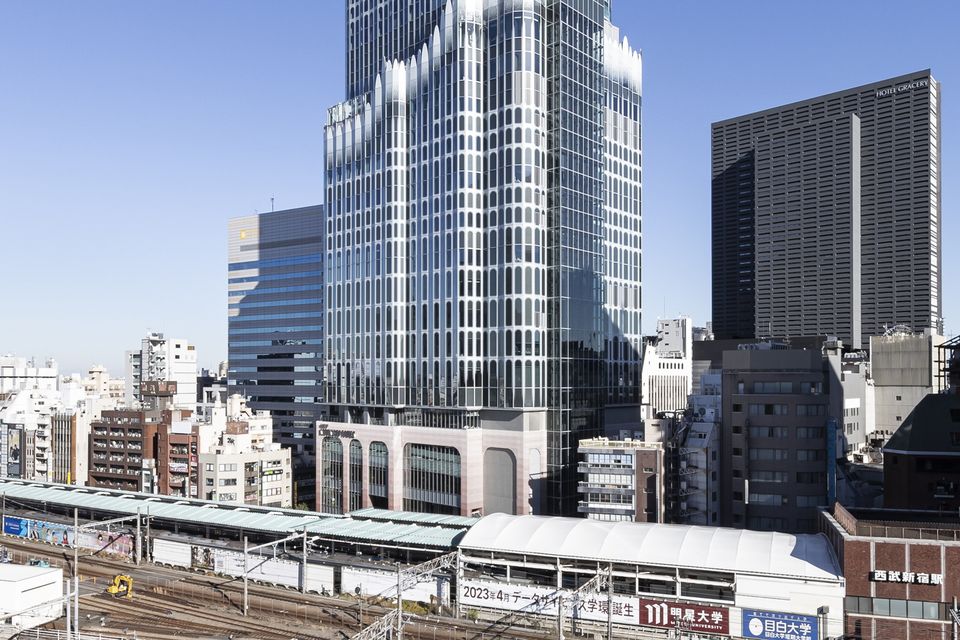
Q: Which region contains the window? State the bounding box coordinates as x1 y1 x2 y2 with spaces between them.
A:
369 441 389 509
796 495 825 507
205 463 214 471
797 449 825 462
750 470 788 483
749 493 785 506
749 448 789 461
349 440 363 512
749 426 788 439
320 437 344 515
797 472 826 484
749 403 788 416
403 443 461 514
796 404 826 417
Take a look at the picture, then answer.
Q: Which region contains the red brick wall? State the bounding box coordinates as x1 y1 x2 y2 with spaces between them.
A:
873 542 908 600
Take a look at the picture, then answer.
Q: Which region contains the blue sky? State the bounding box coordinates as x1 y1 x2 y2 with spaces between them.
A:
0 1 956 375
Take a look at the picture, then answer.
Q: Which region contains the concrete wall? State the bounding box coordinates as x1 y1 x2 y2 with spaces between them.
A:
316 410 548 516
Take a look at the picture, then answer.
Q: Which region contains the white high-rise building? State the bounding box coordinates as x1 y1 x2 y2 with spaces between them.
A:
125 333 197 411
640 317 693 419
319 0 643 517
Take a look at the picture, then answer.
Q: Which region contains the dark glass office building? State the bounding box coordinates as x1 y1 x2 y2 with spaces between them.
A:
712 70 942 347
227 205 324 506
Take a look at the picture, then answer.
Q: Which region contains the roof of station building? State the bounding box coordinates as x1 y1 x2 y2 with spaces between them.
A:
460 514 842 582
0 479 471 550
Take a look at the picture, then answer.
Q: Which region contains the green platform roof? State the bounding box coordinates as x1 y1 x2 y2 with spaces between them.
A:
0 479 472 550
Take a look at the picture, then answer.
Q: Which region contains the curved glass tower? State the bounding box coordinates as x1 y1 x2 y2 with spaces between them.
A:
321 0 641 516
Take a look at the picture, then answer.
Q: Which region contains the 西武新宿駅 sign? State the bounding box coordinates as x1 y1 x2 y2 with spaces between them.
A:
870 570 942 585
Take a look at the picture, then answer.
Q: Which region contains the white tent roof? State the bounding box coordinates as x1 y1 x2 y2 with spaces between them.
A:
460 514 841 582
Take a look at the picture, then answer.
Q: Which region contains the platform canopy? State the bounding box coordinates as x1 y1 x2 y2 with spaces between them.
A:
460 513 842 582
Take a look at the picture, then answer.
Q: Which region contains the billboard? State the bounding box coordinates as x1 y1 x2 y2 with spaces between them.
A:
2 515 133 558
5 425 23 478
741 609 818 640
636 597 729 635
77 530 135 558
458 580 643 627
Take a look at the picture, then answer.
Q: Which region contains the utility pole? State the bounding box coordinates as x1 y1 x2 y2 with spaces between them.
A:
145 507 152 562
556 594 564 640
72 508 78 579
73 575 79 640
301 527 308 594
396 563 403 640
135 508 142 565
243 536 249 616
606 563 613 640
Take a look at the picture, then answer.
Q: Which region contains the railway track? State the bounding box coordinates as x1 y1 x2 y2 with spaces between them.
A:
0 536 555 640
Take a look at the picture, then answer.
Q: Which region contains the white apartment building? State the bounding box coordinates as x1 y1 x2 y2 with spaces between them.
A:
577 437 664 523
0 388 58 482
198 395 291 508
0 356 58 395
640 317 694 419
125 333 197 411
82 365 126 407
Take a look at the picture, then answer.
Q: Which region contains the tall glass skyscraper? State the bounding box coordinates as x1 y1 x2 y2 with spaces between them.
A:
228 206 324 507
321 0 641 516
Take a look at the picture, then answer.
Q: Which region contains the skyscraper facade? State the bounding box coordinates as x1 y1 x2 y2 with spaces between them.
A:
227 205 324 506
712 70 942 347
320 0 641 516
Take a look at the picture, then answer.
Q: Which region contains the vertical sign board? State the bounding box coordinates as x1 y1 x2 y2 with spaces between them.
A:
741 609 819 640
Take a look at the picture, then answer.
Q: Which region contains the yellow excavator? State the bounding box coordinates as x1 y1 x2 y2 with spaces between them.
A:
106 575 133 599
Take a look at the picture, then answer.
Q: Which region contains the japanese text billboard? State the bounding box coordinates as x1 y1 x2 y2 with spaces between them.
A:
459 580 641 625
637 597 729 635
741 609 818 640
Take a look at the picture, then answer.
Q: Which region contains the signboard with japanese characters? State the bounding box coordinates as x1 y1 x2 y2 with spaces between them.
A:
869 570 943 585
458 580 641 626
459 580 558 616
636 597 729 635
741 609 818 640
569 593 640 625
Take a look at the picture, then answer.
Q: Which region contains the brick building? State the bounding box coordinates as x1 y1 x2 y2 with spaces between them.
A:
819 503 960 639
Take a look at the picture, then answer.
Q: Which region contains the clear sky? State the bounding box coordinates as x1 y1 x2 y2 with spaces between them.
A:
0 1 956 376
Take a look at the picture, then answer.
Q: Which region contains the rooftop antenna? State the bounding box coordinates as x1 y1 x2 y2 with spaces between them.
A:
271 197 275 212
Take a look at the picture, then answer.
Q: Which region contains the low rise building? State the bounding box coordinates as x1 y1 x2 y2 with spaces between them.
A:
87 381 197 496
820 503 960 640
197 394 291 508
459 514 845 639
199 430 291 508
869 327 945 449
577 437 664 523
0 356 58 395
